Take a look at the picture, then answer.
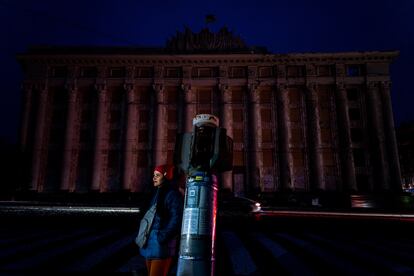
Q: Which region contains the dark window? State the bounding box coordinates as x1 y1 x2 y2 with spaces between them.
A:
51 66 68 78
259 67 274 78
263 149 274 167
80 129 92 142
109 129 120 143
230 67 247 78
233 129 244 143
167 109 177 123
233 109 244 122
262 129 273 142
347 65 364 76
287 66 305 77
108 150 119 169
231 89 244 102
111 91 124 103
347 88 359 101
80 67 97 78
139 110 149 123
49 128 64 144
317 65 334 76
110 67 126 78
261 109 272 122
348 108 361 121
194 67 217 78
136 67 153 78
197 89 211 103
167 129 176 143
356 174 370 192
137 150 148 166
165 67 182 78
351 128 363 143
110 110 122 123
353 149 365 167
138 129 149 142
167 89 178 103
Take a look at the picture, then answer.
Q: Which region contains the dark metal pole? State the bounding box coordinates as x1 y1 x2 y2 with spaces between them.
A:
177 171 217 276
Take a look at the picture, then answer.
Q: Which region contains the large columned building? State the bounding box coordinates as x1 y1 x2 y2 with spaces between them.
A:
17 28 402 196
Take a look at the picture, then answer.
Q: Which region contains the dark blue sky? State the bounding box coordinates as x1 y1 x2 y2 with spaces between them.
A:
1 0 413 144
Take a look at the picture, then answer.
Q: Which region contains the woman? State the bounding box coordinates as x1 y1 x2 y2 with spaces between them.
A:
139 164 183 276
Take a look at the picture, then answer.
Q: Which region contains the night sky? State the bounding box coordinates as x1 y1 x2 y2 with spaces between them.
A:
1 0 413 145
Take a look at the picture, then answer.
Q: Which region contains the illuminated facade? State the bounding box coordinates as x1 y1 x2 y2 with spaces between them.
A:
17 29 402 195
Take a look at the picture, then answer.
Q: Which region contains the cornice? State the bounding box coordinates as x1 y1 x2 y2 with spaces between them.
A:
16 51 399 66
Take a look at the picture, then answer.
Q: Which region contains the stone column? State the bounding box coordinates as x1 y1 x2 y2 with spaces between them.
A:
60 83 80 191
20 83 33 153
182 84 195 132
91 83 110 191
248 83 261 193
219 84 233 191
153 84 167 166
277 84 293 191
122 83 139 191
306 83 325 191
367 81 390 190
336 83 357 191
381 81 402 190
31 84 49 191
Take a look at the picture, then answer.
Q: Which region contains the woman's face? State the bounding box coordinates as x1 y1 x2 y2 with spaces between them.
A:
153 171 165 187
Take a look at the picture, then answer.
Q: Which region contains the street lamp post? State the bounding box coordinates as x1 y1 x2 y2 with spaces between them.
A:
175 114 232 276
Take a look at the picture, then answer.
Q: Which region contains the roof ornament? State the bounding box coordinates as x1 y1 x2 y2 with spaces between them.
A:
166 26 249 53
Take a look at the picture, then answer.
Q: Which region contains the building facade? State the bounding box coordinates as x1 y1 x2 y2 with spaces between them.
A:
397 122 414 192
17 29 402 196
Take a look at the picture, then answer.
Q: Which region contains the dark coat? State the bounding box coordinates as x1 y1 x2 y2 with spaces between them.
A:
139 182 183 259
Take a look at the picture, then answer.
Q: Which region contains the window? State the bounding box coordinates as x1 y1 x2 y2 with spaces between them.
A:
233 109 244 122
348 108 361 121
233 129 244 143
353 149 365 167
165 67 182 78
259 67 274 78
259 89 272 103
317 65 334 76
167 129 176 143
109 129 121 143
262 129 273 142
167 109 177 123
51 66 68 78
289 108 302 122
287 66 305 77
231 89 244 102
109 67 125 78
347 88 359 101
197 89 211 103
80 129 91 142
110 110 122 123
230 67 247 78
138 88 150 103
346 65 364 76
194 67 217 78
138 129 149 142
136 67 153 78
351 128 363 143
167 89 178 103
260 109 272 122
137 150 148 167
139 110 149 123
263 150 274 167
233 151 245 166
356 174 370 192
80 67 97 78
108 150 120 169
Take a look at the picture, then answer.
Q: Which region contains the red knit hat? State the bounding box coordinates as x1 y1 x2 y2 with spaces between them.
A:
154 164 174 180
